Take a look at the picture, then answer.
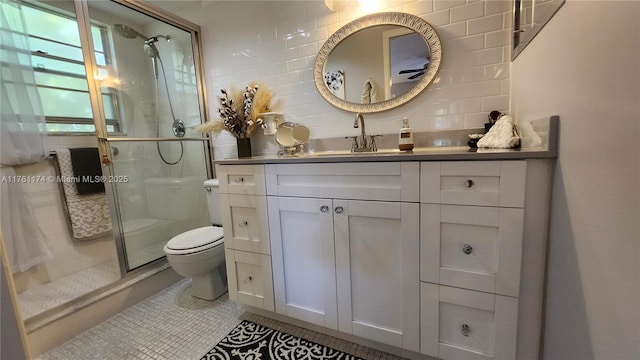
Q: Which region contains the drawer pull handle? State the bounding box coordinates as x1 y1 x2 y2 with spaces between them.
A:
334 206 344 214
204 186 212 192
464 179 474 188
462 244 473 255
461 324 471 337
235 177 245 183
320 205 329 213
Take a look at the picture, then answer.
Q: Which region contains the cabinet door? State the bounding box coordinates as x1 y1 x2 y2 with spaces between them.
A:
421 283 518 360
220 194 270 254
225 249 274 311
268 196 338 329
334 200 420 352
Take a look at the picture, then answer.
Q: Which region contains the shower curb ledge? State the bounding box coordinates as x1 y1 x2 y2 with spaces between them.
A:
25 261 172 333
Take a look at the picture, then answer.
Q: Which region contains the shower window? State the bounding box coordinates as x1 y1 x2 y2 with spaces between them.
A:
19 1 121 133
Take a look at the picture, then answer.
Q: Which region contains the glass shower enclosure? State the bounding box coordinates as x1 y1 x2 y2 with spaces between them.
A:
77 0 212 272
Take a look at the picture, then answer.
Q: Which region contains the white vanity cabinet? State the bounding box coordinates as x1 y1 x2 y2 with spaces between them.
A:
266 162 421 352
216 164 274 311
419 160 550 360
217 156 553 360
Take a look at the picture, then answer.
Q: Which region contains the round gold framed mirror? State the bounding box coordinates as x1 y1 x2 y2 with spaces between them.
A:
313 12 442 114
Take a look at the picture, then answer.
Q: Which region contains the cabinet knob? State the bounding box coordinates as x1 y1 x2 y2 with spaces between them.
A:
461 324 471 337
320 205 329 213
464 179 474 188
462 244 473 255
239 221 248 227
334 206 344 214
235 177 244 183
204 186 212 192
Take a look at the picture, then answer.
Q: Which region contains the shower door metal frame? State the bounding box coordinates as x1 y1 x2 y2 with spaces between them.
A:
73 0 214 275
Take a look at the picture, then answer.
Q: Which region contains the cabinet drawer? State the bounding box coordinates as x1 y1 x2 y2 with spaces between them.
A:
421 283 518 360
421 161 526 207
216 164 265 195
265 162 419 202
220 194 270 254
421 204 524 297
225 249 274 311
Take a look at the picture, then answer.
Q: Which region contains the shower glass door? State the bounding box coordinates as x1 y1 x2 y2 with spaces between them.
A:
81 0 211 271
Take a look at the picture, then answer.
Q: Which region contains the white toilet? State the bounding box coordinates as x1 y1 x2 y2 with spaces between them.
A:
163 179 227 300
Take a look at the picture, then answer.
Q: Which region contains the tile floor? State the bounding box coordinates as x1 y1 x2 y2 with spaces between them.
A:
38 279 407 360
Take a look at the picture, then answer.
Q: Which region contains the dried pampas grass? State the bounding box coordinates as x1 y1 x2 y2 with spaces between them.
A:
196 81 280 139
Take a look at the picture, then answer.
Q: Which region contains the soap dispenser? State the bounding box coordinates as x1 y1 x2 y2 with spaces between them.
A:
397 117 414 151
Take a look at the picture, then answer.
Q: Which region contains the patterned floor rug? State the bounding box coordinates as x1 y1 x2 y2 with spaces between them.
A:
201 320 364 360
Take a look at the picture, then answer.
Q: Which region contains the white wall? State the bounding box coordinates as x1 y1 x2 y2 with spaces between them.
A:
511 1 640 359
200 0 513 158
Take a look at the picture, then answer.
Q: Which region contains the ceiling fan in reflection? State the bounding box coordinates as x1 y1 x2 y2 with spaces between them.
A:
399 62 429 80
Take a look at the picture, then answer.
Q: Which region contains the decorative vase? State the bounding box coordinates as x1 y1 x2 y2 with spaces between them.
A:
236 138 252 158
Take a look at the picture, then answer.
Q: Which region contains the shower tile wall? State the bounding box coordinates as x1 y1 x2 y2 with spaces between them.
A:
198 0 512 159
12 136 118 301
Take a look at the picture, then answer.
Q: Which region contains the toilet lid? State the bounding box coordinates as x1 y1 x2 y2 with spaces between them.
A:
165 226 224 251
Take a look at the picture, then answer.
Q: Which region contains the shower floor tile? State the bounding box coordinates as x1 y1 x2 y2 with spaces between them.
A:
38 279 407 360
18 260 120 320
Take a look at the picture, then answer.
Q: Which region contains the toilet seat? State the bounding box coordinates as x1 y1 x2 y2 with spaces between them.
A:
163 226 224 255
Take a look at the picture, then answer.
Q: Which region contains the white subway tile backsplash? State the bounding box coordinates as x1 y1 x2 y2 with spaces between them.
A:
446 47 503 69
272 48 298 63
296 42 318 57
485 28 511 47
286 33 307 49
503 10 513 28
436 21 467 41
449 98 483 114
280 68 313 85
484 63 510 80
450 1 485 23
485 0 512 15
500 78 510 95
443 34 485 54
468 13 504 35
304 27 328 44
425 9 451 26
201 0 512 140
434 0 467 12
464 112 488 128
403 1 434 16
482 94 510 111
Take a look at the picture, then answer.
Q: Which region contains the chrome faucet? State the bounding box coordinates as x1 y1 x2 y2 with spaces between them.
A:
352 112 374 152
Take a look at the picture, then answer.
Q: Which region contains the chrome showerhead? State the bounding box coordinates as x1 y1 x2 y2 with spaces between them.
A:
143 42 159 58
113 24 147 40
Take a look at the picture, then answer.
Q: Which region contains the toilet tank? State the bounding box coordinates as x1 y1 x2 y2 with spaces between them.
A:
143 177 201 221
204 179 222 226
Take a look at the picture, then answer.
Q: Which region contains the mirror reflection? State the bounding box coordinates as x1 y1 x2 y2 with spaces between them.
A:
323 25 430 104
313 12 441 114
512 0 565 59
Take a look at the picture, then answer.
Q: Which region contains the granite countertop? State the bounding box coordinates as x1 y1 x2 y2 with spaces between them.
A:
213 145 557 165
